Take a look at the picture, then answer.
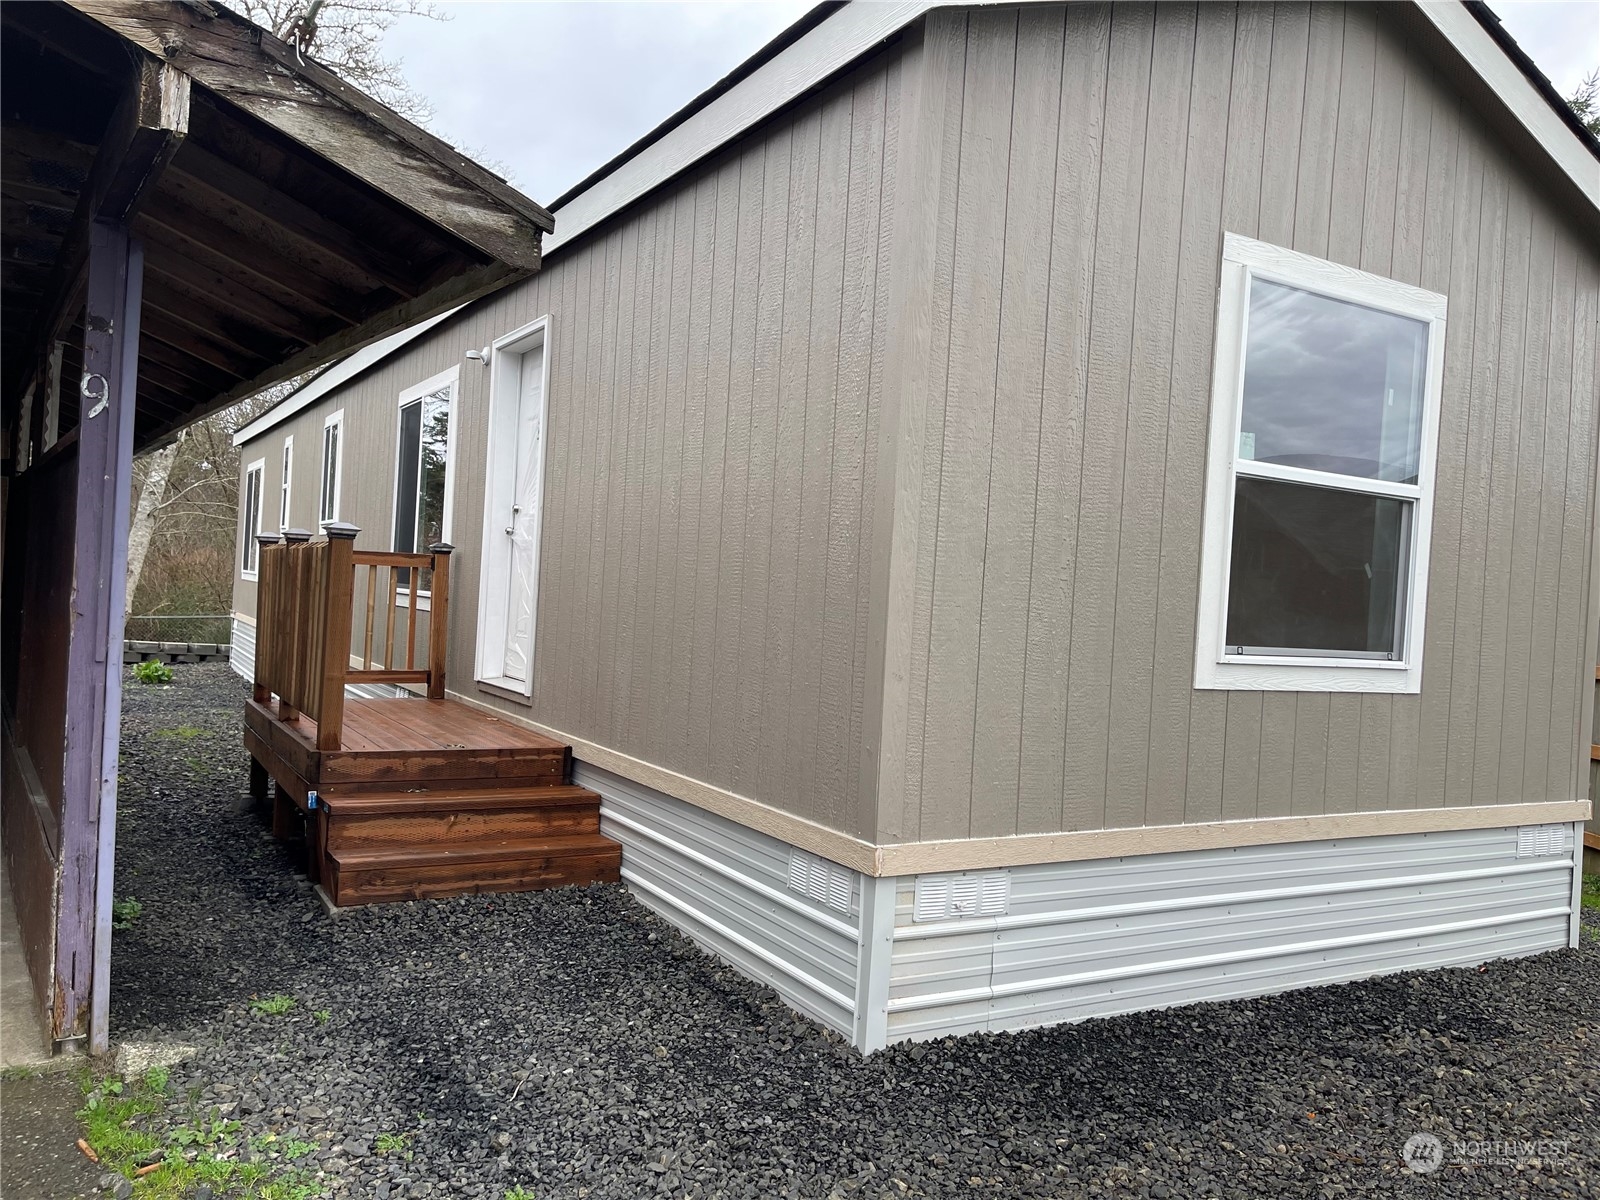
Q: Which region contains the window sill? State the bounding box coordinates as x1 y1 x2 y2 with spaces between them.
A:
394 592 431 612
477 677 533 706
241 570 258 582
1195 657 1420 694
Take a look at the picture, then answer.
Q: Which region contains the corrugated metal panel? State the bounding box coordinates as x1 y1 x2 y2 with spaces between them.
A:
886 825 1575 1043
229 616 254 681
578 762 863 1039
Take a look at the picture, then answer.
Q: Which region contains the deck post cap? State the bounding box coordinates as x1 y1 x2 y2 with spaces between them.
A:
323 521 361 540
428 542 455 554
255 532 282 545
281 527 314 543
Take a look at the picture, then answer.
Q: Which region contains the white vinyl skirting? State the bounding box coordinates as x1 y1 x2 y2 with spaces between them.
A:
228 637 1579 1056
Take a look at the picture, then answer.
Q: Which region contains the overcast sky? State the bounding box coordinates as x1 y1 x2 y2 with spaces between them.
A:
384 1 1598 205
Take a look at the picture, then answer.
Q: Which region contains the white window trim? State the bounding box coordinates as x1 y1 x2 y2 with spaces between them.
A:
1194 233 1447 694
319 409 344 527
474 315 552 696
279 435 293 532
241 458 266 581
388 366 460 611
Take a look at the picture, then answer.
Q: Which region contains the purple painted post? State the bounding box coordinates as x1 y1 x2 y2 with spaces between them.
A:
59 221 142 1051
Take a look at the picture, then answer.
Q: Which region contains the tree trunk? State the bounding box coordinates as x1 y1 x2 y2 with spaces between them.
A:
124 437 181 613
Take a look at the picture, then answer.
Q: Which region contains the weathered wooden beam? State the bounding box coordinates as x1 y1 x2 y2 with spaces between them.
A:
60 221 143 1051
67 1 552 268
4 55 189 411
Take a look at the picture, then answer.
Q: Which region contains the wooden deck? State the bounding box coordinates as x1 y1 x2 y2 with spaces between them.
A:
244 696 621 906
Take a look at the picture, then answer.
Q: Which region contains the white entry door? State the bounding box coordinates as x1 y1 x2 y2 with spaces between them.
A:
500 344 544 681
475 319 549 694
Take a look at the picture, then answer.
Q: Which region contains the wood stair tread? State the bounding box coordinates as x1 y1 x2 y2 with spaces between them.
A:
320 785 601 815
330 833 620 869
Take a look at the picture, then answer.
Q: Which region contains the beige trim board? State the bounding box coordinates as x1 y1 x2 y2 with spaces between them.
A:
446 685 1591 878
874 801 1595 875
231 611 257 628
445 688 879 873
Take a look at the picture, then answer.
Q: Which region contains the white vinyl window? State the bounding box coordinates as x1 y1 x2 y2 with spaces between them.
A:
279 435 293 531
1194 234 1447 693
240 458 265 579
391 368 458 602
319 409 343 526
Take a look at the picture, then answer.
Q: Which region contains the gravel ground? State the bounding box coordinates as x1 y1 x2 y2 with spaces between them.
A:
110 664 1597 1200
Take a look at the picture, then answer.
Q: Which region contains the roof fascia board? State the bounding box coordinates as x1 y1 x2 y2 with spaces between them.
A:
1413 1 1598 213
231 306 460 446
544 0 934 254
550 0 1597 258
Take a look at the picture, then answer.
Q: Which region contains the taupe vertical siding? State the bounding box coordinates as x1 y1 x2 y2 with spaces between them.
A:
232 3 1597 850
235 49 905 841
880 2 1600 842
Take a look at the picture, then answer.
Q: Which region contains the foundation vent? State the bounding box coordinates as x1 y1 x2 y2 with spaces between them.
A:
1516 824 1567 858
787 850 853 913
913 872 1011 922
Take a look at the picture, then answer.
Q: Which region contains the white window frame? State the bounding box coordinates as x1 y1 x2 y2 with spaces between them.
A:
279 435 293 531
319 409 344 526
240 458 265 580
389 366 460 610
1194 233 1447 694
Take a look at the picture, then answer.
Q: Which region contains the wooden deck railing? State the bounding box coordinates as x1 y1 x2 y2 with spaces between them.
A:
252 523 452 751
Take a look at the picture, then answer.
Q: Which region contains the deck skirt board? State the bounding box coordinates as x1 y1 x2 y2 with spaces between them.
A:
244 696 618 906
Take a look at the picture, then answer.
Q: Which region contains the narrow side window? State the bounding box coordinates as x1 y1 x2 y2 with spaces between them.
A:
320 410 344 525
241 459 265 578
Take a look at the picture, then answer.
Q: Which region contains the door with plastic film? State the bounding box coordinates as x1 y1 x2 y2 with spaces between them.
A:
475 318 549 695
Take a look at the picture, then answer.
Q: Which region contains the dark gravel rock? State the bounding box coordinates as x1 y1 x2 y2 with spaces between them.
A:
113 664 1598 1198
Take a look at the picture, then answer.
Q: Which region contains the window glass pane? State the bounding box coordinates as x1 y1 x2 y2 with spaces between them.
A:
321 423 339 521
392 389 450 591
242 470 261 572
393 399 421 554
1239 278 1428 484
1226 477 1408 657
417 392 450 549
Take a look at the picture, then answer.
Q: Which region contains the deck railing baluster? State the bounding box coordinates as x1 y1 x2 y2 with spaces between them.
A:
255 533 451 751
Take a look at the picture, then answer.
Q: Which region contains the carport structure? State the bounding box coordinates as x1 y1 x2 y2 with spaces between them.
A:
1 0 551 1055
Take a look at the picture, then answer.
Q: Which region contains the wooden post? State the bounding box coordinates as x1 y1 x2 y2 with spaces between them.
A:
270 782 298 841
277 529 312 722
249 757 269 811
427 543 453 699
316 522 359 751
62 222 142 1052
251 532 280 704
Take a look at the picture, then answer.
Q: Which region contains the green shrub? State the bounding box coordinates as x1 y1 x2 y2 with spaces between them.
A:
110 898 142 930
133 659 173 685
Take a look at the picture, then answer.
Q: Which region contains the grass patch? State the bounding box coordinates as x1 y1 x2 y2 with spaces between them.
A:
155 725 206 740
504 1189 536 1200
77 1069 321 1199
111 898 143 930
1582 874 1599 910
249 995 295 1017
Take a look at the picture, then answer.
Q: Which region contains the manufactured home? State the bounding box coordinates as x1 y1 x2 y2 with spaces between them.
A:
232 0 1600 1052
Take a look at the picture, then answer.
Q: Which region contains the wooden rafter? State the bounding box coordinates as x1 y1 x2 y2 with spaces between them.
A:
5 54 190 408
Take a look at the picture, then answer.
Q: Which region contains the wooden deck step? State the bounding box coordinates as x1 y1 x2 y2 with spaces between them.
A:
320 785 602 816
328 834 622 905
322 786 604 850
